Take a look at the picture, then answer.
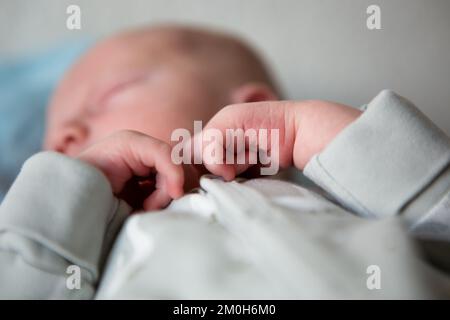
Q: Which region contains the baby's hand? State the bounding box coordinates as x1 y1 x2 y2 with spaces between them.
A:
197 100 362 180
77 130 184 211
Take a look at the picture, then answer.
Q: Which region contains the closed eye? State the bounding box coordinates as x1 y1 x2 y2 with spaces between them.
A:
98 75 149 105
88 73 154 114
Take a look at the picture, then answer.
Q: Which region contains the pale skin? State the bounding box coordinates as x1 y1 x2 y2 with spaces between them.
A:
76 100 361 211
44 26 362 211
199 100 362 180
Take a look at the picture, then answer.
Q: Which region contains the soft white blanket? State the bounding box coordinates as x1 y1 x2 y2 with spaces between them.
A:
96 177 450 299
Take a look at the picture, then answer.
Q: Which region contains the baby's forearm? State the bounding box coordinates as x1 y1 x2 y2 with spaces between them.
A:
299 90 450 227
0 152 129 299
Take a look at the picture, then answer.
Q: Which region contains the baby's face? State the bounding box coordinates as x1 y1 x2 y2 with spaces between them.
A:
44 31 222 156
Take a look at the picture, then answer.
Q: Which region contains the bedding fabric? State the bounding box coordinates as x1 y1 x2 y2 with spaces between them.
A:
0 41 91 200
96 177 450 299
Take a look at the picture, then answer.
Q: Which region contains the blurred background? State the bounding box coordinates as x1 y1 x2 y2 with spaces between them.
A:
0 0 449 197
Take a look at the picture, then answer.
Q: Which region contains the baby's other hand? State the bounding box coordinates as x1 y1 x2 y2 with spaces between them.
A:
197 100 361 180
195 101 298 180
77 130 184 211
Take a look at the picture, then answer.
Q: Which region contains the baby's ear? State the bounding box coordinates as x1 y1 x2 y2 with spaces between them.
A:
230 83 278 104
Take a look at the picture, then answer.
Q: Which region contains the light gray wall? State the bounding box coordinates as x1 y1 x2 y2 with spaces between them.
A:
1 0 449 135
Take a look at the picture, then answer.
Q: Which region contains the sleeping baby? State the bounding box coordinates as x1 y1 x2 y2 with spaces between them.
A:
0 25 449 299
44 24 362 210
43 25 282 209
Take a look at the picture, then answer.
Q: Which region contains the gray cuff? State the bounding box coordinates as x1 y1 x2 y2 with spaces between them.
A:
0 151 120 279
304 90 450 220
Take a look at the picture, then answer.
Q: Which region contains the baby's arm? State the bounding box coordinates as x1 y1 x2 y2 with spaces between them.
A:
0 151 125 299
0 130 184 299
200 90 450 234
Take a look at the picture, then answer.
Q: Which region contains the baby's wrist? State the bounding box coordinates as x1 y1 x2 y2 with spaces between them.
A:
290 100 362 170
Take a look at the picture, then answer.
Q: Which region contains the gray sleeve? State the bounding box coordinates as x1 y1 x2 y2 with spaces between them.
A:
0 151 130 299
303 90 450 230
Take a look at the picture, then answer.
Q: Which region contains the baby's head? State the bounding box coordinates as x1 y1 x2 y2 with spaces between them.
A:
44 25 279 156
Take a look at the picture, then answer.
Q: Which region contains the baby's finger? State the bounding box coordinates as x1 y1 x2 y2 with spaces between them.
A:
136 142 184 199
143 188 172 211
203 162 236 181
200 133 236 181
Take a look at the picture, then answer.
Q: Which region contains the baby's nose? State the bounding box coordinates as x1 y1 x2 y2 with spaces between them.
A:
51 123 89 156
